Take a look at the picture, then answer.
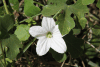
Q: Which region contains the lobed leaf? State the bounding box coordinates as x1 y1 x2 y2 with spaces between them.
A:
82 0 94 5
57 10 75 35
67 0 89 29
1 34 22 59
42 0 66 16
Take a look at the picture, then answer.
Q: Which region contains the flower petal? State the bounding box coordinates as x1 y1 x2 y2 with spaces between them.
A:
29 26 47 39
50 37 67 53
42 17 56 31
52 25 62 38
36 37 51 56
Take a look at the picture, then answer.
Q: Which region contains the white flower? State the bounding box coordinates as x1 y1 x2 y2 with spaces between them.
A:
29 17 67 56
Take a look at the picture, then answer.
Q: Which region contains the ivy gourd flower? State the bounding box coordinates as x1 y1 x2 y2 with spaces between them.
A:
29 17 67 56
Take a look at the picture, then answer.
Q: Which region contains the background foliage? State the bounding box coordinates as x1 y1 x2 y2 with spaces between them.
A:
0 0 100 67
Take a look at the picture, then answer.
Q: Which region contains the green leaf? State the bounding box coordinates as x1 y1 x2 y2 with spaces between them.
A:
0 14 14 32
67 0 89 29
0 14 14 39
82 0 94 5
9 0 19 11
1 34 22 59
24 0 40 17
96 0 100 9
57 10 75 35
42 0 66 16
63 31 84 58
0 29 9 39
14 24 30 41
50 48 67 62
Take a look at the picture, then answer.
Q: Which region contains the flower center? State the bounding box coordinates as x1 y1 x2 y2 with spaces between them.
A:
46 32 52 38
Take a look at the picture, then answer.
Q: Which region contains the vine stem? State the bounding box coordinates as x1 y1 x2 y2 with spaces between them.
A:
2 0 9 14
0 42 6 67
33 1 44 7
53 9 62 19
19 13 42 23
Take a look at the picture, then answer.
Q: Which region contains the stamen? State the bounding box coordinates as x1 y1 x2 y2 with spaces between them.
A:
46 32 52 38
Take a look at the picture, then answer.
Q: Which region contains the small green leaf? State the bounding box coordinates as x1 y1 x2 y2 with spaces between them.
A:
50 48 67 62
82 0 94 5
25 18 37 25
24 0 40 17
14 24 30 41
9 0 19 11
1 34 22 59
63 31 84 58
25 18 33 23
96 0 100 9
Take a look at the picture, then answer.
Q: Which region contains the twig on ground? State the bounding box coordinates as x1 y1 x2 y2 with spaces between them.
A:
19 0 24 7
80 57 85 67
86 41 100 53
61 60 65 67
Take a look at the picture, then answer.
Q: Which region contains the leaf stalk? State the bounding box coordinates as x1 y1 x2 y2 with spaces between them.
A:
2 0 9 14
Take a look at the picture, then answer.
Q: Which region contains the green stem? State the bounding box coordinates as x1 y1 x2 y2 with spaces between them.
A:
19 13 42 23
0 59 5 66
23 38 36 53
0 42 6 67
33 1 44 6
2 0 9 14
53 9 62 19
17 38 36 60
